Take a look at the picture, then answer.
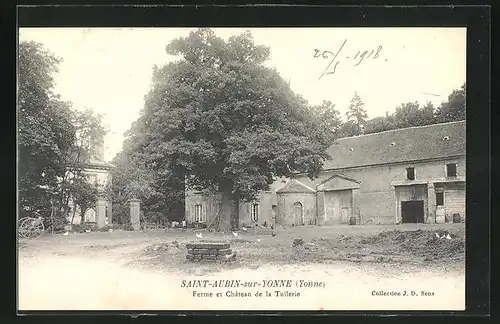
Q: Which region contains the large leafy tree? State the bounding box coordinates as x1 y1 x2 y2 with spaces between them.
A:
134 29 331 230
18 41 76 220
346 92 368 136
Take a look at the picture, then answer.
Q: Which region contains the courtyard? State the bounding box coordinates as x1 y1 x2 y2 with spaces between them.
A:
18 223 465 311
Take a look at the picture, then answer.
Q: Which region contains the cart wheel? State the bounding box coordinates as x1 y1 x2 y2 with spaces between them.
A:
18 217 31 239
21 218 45 240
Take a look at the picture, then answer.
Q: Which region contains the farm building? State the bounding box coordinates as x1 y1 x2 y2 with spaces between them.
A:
185 120 466 228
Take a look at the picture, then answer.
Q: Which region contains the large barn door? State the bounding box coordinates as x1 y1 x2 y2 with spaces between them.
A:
401 200 425 223
340 207 350 224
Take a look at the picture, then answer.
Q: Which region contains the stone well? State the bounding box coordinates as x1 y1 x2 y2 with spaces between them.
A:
186 241 236 262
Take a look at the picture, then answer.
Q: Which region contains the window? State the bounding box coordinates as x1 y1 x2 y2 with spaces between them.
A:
251 203 259 222
406 167 415 180
194 204 203 222
446 163 457 177
436 192 444 206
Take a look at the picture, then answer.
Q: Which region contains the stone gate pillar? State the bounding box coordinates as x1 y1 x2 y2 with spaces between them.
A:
129 198 141 231
96 197 107 229
107 201 113 225
427 182 436 224
352 188 361 224
316 191 326 225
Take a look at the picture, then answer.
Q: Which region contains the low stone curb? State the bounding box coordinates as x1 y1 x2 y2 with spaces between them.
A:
186 241 236 262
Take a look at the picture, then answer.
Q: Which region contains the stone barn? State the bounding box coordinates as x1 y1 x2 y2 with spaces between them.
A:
184 120 466 227
288 120 466 225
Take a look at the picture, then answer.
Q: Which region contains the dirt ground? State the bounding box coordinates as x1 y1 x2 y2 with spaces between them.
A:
18 223 466 311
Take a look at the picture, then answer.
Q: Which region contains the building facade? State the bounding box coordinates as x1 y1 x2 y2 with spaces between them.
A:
185 184 281 228
67 158 115 227
185 121 466 227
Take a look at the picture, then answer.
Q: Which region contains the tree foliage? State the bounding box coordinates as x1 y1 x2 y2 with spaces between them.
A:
312 100 343 141
346 92 368 136
354 84 465 136
18 41 107 229
112 29 332 228
145 29 330 199
363 115 396 135
392 101 436 129
435 83 466 123
18 41 75 221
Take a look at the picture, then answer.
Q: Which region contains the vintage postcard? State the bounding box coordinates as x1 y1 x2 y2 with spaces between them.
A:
17 26 467 311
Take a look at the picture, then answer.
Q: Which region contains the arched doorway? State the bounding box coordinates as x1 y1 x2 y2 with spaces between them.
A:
293 202 304 226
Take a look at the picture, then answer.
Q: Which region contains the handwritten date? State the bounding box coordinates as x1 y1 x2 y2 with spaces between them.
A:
314 39 384 79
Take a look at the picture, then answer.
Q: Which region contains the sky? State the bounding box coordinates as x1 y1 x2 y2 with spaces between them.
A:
18 27 466 162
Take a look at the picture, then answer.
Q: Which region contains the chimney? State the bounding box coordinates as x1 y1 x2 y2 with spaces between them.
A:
385 111 389 118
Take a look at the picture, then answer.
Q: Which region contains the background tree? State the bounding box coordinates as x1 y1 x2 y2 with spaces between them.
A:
67 175 99 225
128 28 331 230
364 115 396 134
346 92 368 136
312 100 343 142
338 120 360 137
435 83 466 123
110 150 171 226
393 101 436 128
58 109 108 226
332 84 465 137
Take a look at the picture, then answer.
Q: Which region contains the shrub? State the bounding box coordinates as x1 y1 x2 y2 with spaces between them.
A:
122 223 135 231
98 225 112 232
71 223 94 233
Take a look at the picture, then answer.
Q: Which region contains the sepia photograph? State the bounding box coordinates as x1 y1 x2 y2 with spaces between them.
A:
17 26 467 311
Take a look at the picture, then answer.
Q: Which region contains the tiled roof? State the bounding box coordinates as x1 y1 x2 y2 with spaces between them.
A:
322 120 465 170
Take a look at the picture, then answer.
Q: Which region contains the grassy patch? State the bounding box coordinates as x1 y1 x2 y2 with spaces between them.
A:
126 226 465 273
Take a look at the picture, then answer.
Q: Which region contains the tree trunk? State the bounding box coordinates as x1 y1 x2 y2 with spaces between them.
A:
50 199 55 234
70 204 77 225
219 191 239 231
